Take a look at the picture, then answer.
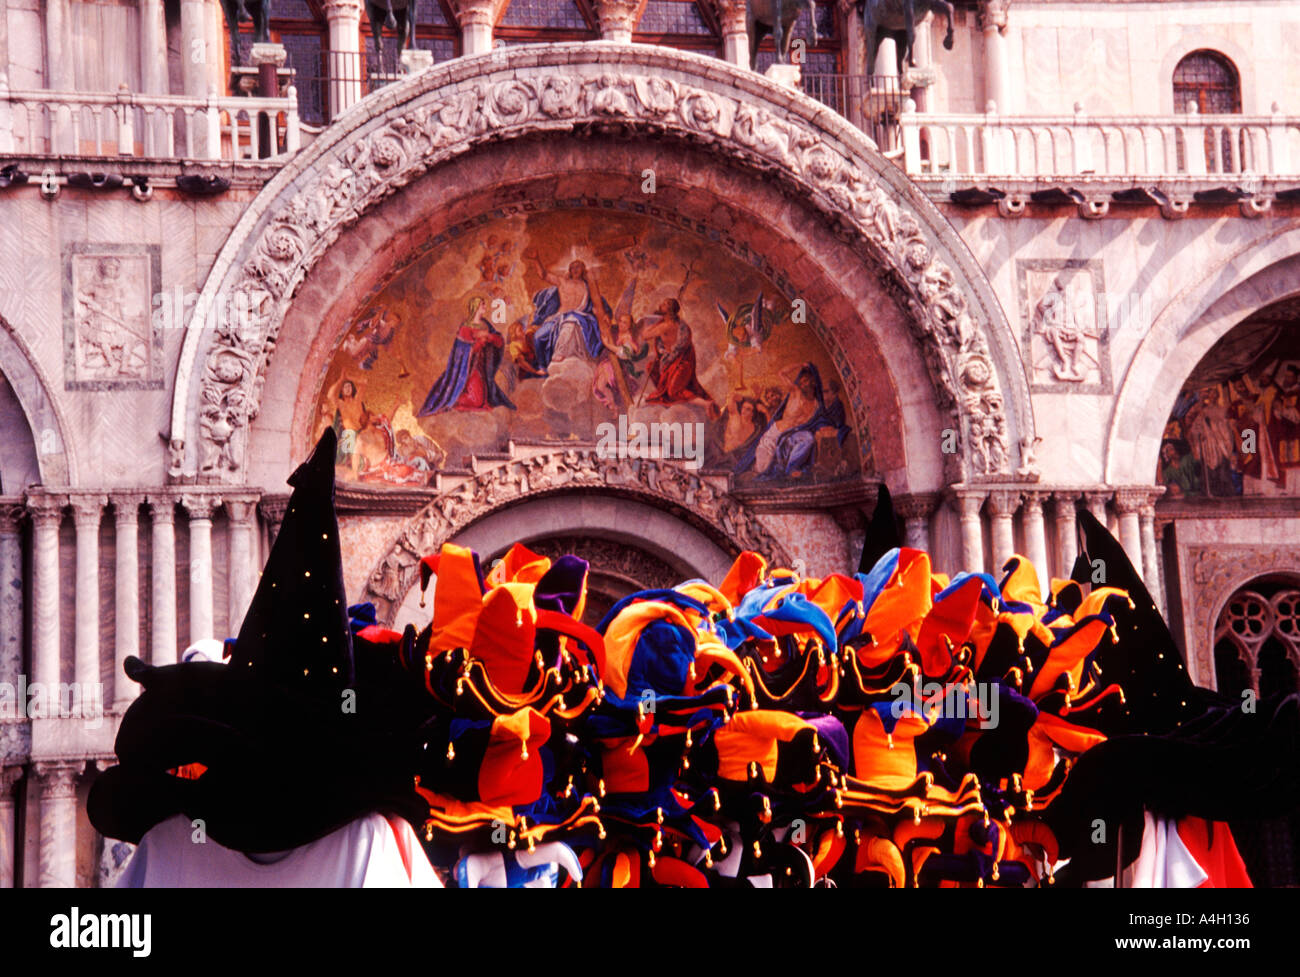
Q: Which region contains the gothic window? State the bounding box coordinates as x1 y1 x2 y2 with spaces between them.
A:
1214 578 1300 698
1215 576 1300 887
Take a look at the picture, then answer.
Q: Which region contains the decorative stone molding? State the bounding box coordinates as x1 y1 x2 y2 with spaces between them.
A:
361 449 791 624
172 45 1028 489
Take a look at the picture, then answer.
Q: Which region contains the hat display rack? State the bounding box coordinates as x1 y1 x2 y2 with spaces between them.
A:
90 432 1300 887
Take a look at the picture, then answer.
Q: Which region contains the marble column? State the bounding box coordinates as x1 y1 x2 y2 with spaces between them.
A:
183 496 218 645
324 0 364 119
139 0 167 93
950 490 986 575
1054 491 1078 577
69 496 106 714
113 497 141 710
593 0 645 43
226 500 257 634
1139 501 1166 616
977 0 1010 114
986 490 1019 577
180 0 210 97
1021 491 1050 598
45 0 74 152
148 497 178 667
1113 488 1146 582
28 498 63 696
839 0 866 126
451 0 500 56
895 494 935 553
0 504 23 696
717 0 750 68
0 766 20 888
259 498 287 551
35 759 79 888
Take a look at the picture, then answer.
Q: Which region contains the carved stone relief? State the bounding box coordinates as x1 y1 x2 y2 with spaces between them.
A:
63 244 162 390
1017 258 1112 394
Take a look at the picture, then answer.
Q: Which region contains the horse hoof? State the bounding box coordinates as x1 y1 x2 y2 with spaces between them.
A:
944 35 954 50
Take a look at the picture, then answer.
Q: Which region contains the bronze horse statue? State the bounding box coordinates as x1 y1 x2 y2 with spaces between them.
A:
365 0 419 60
219 0 271 66
860 0 954 73
746 0 820 67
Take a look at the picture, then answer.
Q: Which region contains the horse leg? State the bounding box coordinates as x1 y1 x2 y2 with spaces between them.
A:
904 0 916 68
940 0 955 49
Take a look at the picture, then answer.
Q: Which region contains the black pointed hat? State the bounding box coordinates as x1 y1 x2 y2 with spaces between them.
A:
228 429 355 696
88 430 426 853
1043 509 1300 883
858 484 901 575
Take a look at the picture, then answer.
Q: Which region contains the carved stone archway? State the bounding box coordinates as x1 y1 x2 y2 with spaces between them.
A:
361 448 790 626
170 43 1031 491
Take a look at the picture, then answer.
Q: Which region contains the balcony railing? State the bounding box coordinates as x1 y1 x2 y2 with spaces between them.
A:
291 49 419 126
800 73 906 152
0 84 300 161
899 104 1300 178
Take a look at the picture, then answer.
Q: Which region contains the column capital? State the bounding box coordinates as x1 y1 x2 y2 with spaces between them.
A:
146 494 177 523
112 495 145 525
33 759 81 797
0 765 23 796
26 494 66 527
947 488 986 518
448 0 509 29
1083 489 1112 510
322 0 363 21
0 500 26 533
180 493 221 521
1052 489 1080 509
592 0 648 39
710 0 749 35
67 494 108 526
1019 489 1046 515
1112 486 1150 515
977 0 1010 33
894 492 939 521
224 498 259 525
986 488 1021 517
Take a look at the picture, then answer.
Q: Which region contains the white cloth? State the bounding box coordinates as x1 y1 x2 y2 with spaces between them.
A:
1085 809 1208 888
116 813 443 888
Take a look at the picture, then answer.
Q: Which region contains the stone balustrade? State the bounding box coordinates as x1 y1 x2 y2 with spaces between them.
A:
900 103 1300 180
0 84 300 161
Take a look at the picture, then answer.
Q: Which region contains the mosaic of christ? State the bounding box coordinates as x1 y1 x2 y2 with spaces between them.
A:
311 209 868 488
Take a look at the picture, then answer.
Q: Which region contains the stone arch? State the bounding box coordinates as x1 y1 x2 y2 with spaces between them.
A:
359 447 790 626
1105 229 1300 488
169 43 1031 492
0 316 74 488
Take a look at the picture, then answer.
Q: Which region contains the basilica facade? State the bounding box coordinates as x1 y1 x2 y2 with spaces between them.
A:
0 0 1298 886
